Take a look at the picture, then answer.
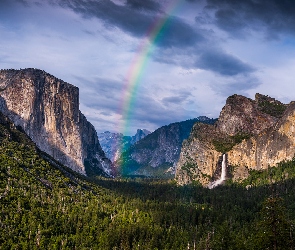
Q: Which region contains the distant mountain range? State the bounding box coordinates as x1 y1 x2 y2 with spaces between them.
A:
114 117 217 178
98 129 151 162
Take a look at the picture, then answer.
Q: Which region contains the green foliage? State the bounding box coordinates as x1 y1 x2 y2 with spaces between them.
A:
242 157 295 187
181 162 200 180
258 100 287 118
181 162 197 171
213 133 251 153
84 158 110 177
118 157 141 176
253 196 293 250
131 163 174 179
212 139 235 153
1 112 295 249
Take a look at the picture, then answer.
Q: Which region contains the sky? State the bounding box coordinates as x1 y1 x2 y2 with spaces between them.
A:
0 0 295 135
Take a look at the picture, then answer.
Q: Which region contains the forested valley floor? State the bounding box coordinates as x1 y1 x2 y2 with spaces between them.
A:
1 114 295 249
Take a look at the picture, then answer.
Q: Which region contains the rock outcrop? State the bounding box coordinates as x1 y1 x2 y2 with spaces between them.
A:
216 94 279 136
175 93 290 186
0 68 112 176
116 117 216 177
98 129 151 162
229 101 295 181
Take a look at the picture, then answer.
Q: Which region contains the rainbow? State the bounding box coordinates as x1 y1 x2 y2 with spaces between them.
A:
115 0 185 174
119 0 184 137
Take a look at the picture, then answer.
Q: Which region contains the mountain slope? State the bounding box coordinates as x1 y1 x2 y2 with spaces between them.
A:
98 129 151 162
175 93 290 185
116 117 216 177
0 68 112 176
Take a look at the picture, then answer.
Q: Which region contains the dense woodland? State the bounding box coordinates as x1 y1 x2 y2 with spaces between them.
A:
1 113 295 249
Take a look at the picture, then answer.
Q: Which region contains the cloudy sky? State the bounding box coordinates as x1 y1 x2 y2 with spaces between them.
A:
1 0 295 135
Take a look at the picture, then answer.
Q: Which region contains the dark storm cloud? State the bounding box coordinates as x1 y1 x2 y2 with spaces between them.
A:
1 0 260 98
54 0 203 48
196 50 255 76
58 0 151 36
3 0 256 77
126 0 161 12
204 0 295 38
214 9 248 38
131 95 187 126
154 16 204 48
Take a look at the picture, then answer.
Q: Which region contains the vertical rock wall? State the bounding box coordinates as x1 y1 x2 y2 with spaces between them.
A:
228 102 295 181
175 94 290 186
0 68 111 176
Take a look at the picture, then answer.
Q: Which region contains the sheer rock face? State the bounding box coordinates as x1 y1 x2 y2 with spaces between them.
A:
176 93 290 186
176 141 218 185
175 123 220 185
131 124 183 167
216 94 278 136
0 68 112 176
228 102 295 181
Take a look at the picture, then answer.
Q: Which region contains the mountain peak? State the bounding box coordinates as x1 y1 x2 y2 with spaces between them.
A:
217 94 278 136
254 93 287 118
255 93 276 103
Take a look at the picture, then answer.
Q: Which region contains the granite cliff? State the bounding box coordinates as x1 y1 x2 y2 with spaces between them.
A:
0 68 112 176
176 93 291 186
116 117 216 177
98 129 151 162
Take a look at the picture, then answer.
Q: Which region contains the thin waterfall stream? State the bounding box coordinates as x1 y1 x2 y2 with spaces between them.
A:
208 154 226 189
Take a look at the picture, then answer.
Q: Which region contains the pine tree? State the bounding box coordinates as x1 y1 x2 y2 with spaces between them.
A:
255 195 291 250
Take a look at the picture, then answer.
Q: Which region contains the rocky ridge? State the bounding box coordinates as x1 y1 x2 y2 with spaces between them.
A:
0 68 112 176
175 93 290 185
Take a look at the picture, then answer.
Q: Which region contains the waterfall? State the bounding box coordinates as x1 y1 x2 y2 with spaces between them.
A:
220 154 226 181
208 154 227 189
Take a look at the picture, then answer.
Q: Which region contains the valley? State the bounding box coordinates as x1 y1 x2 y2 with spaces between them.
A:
2 0 295 248
1 69 295 249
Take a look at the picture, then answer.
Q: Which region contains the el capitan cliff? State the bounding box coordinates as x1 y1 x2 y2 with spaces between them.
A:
0 68 112 176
